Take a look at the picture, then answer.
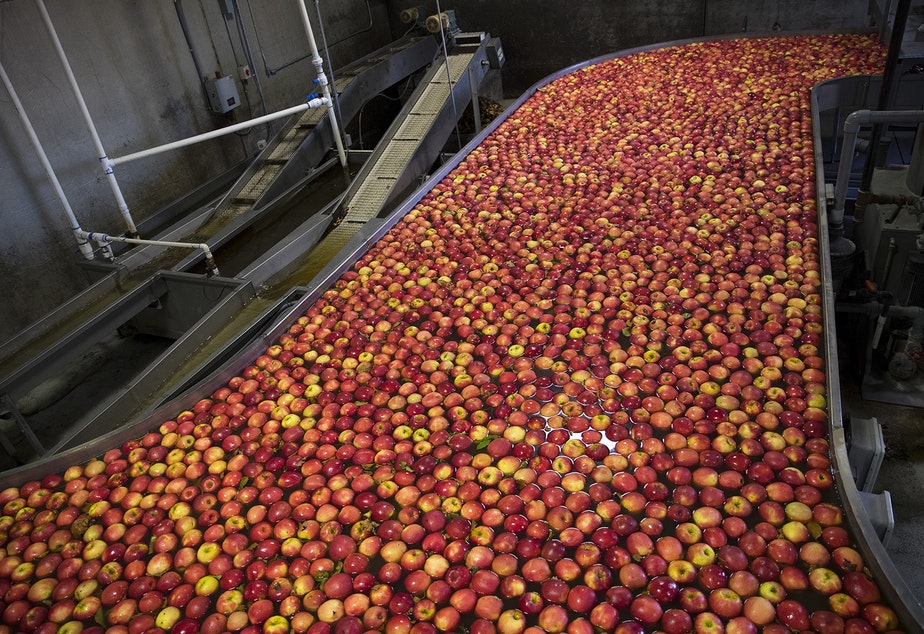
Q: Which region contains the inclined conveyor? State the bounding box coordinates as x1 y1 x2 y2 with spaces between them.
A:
239 34 494 291
0 32 498 462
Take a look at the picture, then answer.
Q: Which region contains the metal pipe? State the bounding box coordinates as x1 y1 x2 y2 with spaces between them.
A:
82 231 220 276
830 108 924 234
0 60 95 261
872 303 924 348
862 0 912 185
881 237 899 289
35 0 138 237
296 0 348 168
897 305 924 342
173 0 210 110
110 101 322 166
469 67 482 135
313 0 345 148
231 0 269 118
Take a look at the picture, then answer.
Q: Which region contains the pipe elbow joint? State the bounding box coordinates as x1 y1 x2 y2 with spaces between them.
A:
843 109 870 135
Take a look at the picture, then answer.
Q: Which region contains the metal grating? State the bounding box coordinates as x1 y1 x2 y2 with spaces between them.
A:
379 139 421 169
281 127 302 142
395 113 436 140
413 83 454 115
269 132 308 162
338 51 477 224
324 223 358 252
238 165 283 200
347 178 397 221
296 107 327 128
208 201 254 223
434 55 473 83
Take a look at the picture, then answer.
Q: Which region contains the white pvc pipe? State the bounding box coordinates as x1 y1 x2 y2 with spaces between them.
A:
831 108 924 228
110 101 321 166
296 0 348 168
82 231 220 276
0 60 95 261
35 0 138 237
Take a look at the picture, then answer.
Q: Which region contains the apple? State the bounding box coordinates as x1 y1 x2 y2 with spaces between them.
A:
842 572 881 605
662 608 694 634
777 599 810 630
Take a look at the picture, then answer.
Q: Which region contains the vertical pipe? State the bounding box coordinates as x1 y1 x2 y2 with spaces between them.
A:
469 67 482 135
35 0 139 237
173 0 211 111
434 0 463 151
231 0 269 118
0 60 95 261
296 0 348 168
882 238 898 290
861 0 911 187
313 0 346 145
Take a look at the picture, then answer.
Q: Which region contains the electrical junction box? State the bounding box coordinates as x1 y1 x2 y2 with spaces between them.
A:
206 76 240 114
486 37 505 70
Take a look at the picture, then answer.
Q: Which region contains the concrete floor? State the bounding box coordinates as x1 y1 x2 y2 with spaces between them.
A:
854 400 924 602
840 359 924 611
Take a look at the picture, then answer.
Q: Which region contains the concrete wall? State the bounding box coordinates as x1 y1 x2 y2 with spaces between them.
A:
0 0 391 340
384 0 874 96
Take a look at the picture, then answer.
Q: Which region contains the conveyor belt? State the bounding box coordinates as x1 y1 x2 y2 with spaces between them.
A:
234 36 495 292
120 36 438 274
322 38 491 271
180 40 437 230
227 108 326 207
345 54 475 222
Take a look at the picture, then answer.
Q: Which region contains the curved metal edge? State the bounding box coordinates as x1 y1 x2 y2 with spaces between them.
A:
7 38 922 631
812 76 924 626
